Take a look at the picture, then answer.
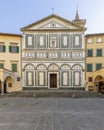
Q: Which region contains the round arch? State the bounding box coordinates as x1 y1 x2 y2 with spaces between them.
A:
36 64 47 70
4 76 14 93
48 63 59 70
60 64 71 70
94 75 104 93
72 64 83 70
23 64 35 70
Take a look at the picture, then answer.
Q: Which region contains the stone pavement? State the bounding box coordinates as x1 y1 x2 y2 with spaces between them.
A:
0 97 104 130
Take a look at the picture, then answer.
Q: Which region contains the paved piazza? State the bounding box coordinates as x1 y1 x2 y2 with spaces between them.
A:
0 97 104 130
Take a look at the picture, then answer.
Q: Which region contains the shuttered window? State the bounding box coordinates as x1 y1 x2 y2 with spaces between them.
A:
96 64 102 70
87 49 93 57
96 49 102 56
12 64 17 72
0 63 4 68
87 64 92 72
0 45 6 52
9 46 19 53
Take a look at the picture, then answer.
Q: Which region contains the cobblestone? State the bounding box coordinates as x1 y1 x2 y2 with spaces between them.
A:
0 97 104 130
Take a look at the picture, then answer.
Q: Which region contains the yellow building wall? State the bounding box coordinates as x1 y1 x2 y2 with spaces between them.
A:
0 35 22 74
85 34 104 92
0 33 22 92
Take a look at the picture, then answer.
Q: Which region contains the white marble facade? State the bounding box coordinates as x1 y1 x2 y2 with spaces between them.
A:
21 14 86 89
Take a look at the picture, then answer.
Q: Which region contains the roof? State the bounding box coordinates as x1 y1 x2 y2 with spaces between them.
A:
0 32 22 37
85 33 104 37
21 14 85 31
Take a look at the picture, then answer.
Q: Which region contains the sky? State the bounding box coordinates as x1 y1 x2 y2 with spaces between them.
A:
0 0 104 34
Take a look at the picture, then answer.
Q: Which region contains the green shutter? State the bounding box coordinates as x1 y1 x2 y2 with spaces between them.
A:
87 64 92 72
12 64 17 72
97 49 102 56
0 63 4 68
88 50 93 57
9 46 11 52
96 64 102 70
3 45 6 52
17 46 19 53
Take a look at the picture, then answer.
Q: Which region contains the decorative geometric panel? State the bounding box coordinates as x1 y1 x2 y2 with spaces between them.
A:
26 71 34 86
25 34 34 48
36 52 47 58
60 64 71 70
73 71 81 86
48 53 58 58
49 34 58 48
25 64 35 70
37 64 47 70
60 52 72 58
48 64 59 70
38 72 45 86
61 34 71 48
37 34 46 48
75 36 79 45
72 34 82 49
61 72 69 86
72 64 83 70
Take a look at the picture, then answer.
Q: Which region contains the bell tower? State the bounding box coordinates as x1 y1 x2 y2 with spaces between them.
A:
73 9 86 28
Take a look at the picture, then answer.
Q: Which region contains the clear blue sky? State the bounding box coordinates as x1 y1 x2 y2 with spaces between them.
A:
0 0 104 34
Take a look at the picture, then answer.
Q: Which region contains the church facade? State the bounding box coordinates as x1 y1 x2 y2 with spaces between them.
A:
21 13 86 90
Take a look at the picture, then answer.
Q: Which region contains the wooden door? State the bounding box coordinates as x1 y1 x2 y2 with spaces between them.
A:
50 74 57 88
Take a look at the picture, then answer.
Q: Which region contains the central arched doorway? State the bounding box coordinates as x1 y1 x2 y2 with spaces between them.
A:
4 76 13 93
94 75 104 93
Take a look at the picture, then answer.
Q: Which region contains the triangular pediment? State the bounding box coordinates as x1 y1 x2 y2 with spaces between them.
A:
39 21 64 28
21 14 86 31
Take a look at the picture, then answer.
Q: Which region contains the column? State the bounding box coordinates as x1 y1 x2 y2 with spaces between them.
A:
1 81 4 95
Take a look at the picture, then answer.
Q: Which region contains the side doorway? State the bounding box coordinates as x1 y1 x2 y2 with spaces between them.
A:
4 76 13 93
94 75 104 93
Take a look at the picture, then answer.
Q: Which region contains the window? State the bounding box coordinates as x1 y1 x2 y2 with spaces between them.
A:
0 45 5 52
63 36 67 46
17 77 21 81
87 49 93 57
26 72 34 86
87 64 92 72
28 36 32 46
96 63 102 70
96 49 102 56
38 72 45 86
73 72 81 86
12 64 17 72
50 37 56 48
39 36 44 46
96 37 103 43
0 63 4 68
62 72 68 86
75 36 79 45
9 46 19 53
88 77 93 82
87 38 93 44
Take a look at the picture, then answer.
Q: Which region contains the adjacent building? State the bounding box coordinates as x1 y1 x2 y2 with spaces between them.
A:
21 13 86 90
0 33 22 93
85 33 104 92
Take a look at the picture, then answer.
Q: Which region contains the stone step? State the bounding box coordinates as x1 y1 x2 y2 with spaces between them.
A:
1 90 104 98
23 87 85 91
